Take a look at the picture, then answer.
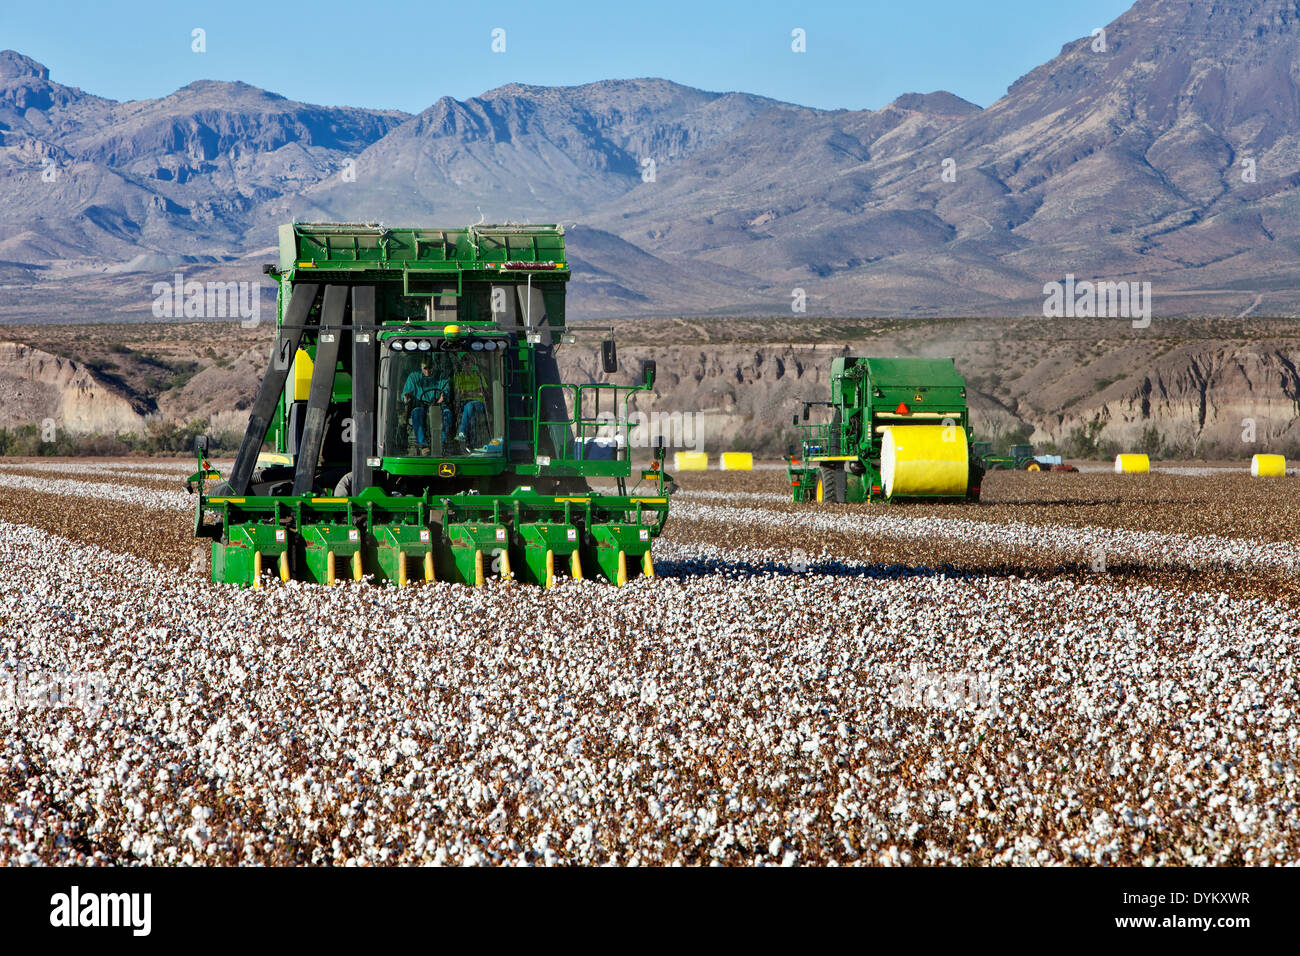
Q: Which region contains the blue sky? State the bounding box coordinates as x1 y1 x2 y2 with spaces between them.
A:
2 0 1134 113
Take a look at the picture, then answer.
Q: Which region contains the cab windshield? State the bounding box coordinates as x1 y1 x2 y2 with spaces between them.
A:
380 346 506 458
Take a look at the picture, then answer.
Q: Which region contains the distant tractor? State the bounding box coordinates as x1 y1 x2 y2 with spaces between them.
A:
970 442 1064 472
784 356 984 504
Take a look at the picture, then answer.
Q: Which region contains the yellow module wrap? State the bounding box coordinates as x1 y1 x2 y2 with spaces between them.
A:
880 425 969 498
1114 453 1150 474
1251 454 1287 477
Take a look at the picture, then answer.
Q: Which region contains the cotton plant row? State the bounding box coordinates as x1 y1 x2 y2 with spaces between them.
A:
2 523 1296 866
668 501 1300 575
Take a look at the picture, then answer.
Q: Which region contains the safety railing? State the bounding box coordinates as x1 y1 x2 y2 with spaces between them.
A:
797 421 841 458
534 381 651 477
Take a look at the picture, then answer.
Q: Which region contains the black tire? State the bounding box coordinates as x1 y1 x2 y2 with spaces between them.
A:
819 464 847 503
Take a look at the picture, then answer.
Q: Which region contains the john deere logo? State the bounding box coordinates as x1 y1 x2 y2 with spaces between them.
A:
437 462 456 477
914 392 924 402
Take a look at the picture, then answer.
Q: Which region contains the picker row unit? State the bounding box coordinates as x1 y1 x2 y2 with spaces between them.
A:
785 356 984 504
189 222 672 588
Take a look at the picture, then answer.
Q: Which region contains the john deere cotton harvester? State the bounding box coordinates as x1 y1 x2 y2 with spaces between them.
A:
189 222 672 587
785 356 983 504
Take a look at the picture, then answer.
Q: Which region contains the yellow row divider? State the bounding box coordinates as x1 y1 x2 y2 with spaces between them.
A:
643 550 655 579
279 551 290 582
474 550 485 587
397 551 408 587
616 550 628 587
252 551 262 589
571 550 583 580
545 549 555 588
500 549 513 582
424 551 435 583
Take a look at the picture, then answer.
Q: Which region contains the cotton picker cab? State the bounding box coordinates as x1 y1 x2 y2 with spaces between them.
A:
189 222 672 588
784 356 983 504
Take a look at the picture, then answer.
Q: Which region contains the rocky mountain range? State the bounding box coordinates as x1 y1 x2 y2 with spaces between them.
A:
4 0 1300 320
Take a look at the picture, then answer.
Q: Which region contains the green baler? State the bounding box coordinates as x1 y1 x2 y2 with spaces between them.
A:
785 356 983 504
189 222 672 587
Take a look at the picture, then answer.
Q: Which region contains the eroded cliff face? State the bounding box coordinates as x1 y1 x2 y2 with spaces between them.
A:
0 342 145 435
3 324 1298 457
1047 344 1300 453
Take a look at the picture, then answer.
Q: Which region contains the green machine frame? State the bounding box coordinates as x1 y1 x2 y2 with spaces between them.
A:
189 222 673 587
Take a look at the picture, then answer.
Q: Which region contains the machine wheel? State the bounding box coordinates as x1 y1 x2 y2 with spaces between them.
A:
1024 461 1042 472
819 464 847 503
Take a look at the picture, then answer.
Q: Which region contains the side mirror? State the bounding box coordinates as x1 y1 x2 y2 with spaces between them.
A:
803 405 811 421
601 339 618 374
792 415 799 427
195 435 210 455
642 359 656 389
787 444 795 458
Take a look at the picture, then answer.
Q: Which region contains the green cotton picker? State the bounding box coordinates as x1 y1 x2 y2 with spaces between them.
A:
187 222 673 588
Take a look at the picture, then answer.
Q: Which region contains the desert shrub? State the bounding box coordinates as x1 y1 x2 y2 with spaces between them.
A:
1061 420 1107 459
0 424 77 457
1137 425 1164 457
0 418 240 458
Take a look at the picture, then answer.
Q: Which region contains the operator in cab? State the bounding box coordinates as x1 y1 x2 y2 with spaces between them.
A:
401 360 450 455
452 353 489 447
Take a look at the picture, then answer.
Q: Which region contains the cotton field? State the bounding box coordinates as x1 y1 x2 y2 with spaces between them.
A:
1 461 1297 865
